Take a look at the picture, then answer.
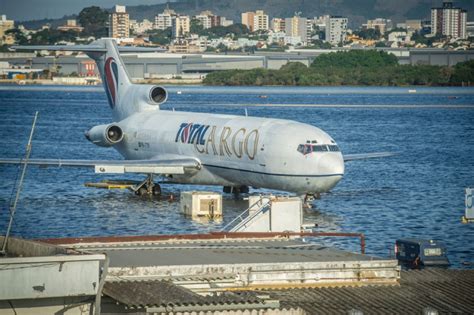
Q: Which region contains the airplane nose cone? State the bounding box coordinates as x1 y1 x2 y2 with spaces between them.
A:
318 153 345 176
317 153 344 191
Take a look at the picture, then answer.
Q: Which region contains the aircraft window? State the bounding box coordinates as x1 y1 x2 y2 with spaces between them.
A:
311 140 317 144
297 144 304 154
297 144 313 155
304 145 313 154
313 145 328 152
298 144 335 155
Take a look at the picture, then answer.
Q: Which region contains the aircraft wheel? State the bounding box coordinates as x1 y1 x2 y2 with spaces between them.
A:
239 186 249 194
152 185 162 196
138 187 148 196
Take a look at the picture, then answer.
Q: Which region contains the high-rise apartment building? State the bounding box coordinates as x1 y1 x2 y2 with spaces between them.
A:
172 15 190 38
325 16 348 45
253 10 269 31
195 11 222 29
271 18 286 33
241 12 255 32
155 8 176 30
242 10 268 32
285 16 308 42
431 0 467 39
109 5 130 38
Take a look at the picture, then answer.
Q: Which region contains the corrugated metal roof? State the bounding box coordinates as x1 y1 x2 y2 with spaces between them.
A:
103 269 474 314
252 269 474 314
103 280 263 309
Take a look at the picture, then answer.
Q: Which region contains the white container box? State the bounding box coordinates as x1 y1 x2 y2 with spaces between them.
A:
466 188 473 220
180 191 222 218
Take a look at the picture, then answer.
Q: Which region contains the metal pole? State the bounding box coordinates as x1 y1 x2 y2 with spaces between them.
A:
1 111 39 254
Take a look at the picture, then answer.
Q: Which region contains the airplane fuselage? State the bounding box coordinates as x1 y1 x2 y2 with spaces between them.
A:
114 110 344 194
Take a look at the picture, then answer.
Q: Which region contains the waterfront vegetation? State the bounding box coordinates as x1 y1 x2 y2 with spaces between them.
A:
203 50 474 86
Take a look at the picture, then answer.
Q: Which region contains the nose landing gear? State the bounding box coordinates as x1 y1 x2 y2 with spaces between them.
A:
303 193 321 208
133 174 161 196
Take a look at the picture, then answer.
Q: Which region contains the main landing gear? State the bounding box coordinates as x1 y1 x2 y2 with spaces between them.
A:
223 186 250 195
134 174 161 196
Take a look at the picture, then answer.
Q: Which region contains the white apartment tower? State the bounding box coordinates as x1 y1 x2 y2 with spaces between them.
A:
285 16 308 42
155 8 176 30
172 15 190 38
253 10 269 31
325 16 348 45
109 5 130 38
431 1 467 39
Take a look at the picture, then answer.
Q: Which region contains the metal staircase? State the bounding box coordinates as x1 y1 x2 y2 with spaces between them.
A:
221 197 271 232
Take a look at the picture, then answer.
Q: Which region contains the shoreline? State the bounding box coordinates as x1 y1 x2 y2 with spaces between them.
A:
0 78 204 86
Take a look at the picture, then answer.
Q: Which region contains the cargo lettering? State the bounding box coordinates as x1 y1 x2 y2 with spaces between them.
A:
176 122 259 160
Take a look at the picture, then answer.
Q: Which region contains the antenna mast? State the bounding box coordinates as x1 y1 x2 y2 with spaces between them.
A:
1 111 39 255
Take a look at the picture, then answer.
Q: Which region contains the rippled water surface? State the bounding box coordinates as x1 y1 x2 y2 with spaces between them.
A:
0 85 473 268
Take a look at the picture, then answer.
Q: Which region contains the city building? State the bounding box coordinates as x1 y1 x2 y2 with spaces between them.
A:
220 18 233 27
195 11 223 29
271 18 286 33
388 31 411 47
325 16 348 45
467 21 474 37
109 5 130 38
405 20 423 32
130 19 154 35
0 15 15 42
431 0 467 39
241 11 255 32
314 15 330 30
306 19 315 42
285 16 308 43
365 18 393 34
155 8 176 30
241 10 268 32
172 15 190 38
195 13 212 29
253 10 269 32
57 19 84 32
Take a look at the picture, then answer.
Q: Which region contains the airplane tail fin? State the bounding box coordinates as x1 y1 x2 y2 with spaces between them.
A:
89 39 132 116
13 39 165 121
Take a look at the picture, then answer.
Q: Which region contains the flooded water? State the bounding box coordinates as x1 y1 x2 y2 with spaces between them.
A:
0 85 473 268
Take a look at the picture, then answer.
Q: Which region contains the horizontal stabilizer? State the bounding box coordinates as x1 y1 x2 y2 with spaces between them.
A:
0 158 200 175
344 152 395 162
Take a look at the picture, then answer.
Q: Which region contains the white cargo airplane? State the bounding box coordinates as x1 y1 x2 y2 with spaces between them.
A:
1 39 392 198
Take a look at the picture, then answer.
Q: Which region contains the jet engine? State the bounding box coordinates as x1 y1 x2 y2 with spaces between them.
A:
85 124 124 147
134 85 168 106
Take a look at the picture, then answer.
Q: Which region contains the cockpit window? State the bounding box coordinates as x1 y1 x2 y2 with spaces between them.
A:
297 144 339 155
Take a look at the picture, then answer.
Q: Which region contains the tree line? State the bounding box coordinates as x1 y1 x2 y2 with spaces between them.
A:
203 50 474 86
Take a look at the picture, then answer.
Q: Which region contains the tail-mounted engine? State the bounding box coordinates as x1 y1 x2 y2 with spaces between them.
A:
133 85 168 106
85 124 124 147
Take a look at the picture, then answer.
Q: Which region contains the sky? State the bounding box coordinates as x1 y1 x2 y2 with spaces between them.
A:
0 0 172 21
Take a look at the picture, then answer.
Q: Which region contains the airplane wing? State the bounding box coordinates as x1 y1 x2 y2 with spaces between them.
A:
0 158 201 175
344 152 394 162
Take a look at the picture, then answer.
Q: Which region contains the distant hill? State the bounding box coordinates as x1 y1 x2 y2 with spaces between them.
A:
20 0 474 30
125 0 474 27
